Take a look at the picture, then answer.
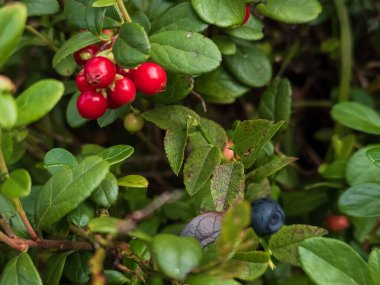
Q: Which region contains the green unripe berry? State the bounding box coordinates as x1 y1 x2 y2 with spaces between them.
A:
124 113 144 133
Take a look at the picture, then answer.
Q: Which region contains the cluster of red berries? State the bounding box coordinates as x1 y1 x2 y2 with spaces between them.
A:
73 44 167 120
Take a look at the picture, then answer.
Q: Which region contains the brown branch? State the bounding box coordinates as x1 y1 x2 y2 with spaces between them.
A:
0 216 16 238
191 91 207 112
12 198 40 241
115 263 145 282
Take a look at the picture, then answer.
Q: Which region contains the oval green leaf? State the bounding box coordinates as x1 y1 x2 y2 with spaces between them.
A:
0 93 17 129
99 145 134 165
0 169 31 198
44 148 78 175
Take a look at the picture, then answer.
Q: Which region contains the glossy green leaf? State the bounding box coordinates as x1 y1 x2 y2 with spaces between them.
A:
0 3 27 67
44 148 78 175
369 248 380 285
339 183 380 218
52 31 99 68
299 237 371 285
88 216 121 234
44 252 72 285
212 36 237 55
35 156 109 229
224 44 272 87
257 0 322 24
54 55 77 77
113 22 150 68
97 104 130 128
332 102 380 135
150 30 222 75
152 234 203 281
224 15 264 41
367 147 380 168
211 162 245 211
186 275 240 285
104 270 130 285
86 0 106 36
91 172 119 207
0 252 42 285
99 145 134 165
15 79 64 127
0 93 17 129
92 0 116 8
194 65 249 104
118 175 149 188
258 78 292 123
269 225 327 266
64 252 91 284
184 146 221 196
151 2 208 33
22 0 59 16
0 169 31 198
229 251 269 280
232 120 284 168
191 0 245 27
67 201 95 227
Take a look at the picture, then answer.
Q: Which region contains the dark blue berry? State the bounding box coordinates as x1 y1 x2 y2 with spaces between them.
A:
251 198 285 236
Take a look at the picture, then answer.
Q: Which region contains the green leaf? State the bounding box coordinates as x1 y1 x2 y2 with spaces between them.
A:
258 78 292 123
257 0 322 24
151 2 208 33
232 120 284 169
150 30 222 75
86 0 106 36
118 175 149 188
346 145 380 186
224 15 264 41
184 146 222 196
35 156 109 229
0 93 17 129
211 162 245 211
269 225 327 266
190 117 228 149
369 248 380 285
54 55 77 77
224 44 272 87
44 252 72 285
367 147 380 168
0 169 31 198
212 36 237 55
44 148 78 175
64 252 91 284
88 216 121 234
339 183 380 218
92 0 116 7
299 237 372 285
67 201 95 227
150 73 194 104
152 234 203 281
67 92 89 128
0 194 28 237
97 104 130 128
246 155 297 183
194 65 249 104
91 172 119 208
217 200 250 256
165 128 188 175
52 31 99 68
142 105 200 130
104 270 130 285
283 190 328 217
0 252 43 285
113 22 151 68
99 145 134 165
229 251 269 280
186 275 240 285
332 102 380 135
15 79 64 127
191 0 245 27
22 0 59 16
0 3 27 67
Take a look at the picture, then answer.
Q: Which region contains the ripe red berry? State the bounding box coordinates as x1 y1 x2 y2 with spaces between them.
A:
109 77 136 105
243 4 250 25
77 91 108 119
84 56 116 88
133 62 167 95
223 141 234 161
107 96 123 109
326 214 350 232
73 44 99 66
76 70 96 92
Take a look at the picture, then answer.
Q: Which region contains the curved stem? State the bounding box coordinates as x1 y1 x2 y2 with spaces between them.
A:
25 25 58 52
116 0 132 23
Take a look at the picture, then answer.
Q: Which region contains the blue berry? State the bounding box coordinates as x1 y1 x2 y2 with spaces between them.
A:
251 198 285 236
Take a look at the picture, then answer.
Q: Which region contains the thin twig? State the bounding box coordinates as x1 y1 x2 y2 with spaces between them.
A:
25 25 58 51
191 91 207 112
0 216 16 238
115 263 145 282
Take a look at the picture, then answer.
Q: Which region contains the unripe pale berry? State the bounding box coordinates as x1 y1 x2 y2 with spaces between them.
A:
133 62 167 95
124 113 144 133
223 141 234 161
77 91 108 119
84 56 116 88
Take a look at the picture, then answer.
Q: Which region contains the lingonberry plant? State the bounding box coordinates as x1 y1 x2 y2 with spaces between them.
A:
0 0 380 284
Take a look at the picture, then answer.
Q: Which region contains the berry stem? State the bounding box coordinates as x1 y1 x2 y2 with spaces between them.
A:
116 0 132 23
25 25 58 52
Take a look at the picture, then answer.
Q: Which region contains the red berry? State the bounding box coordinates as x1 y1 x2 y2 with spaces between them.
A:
110 77 136 105
76 70 96 92
243 4 250 25
107 96 123 109
223 141 234 161
84 56 116 88
73 44 99 66
326 215 350 232
77 91 108 119
133 62 167 95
